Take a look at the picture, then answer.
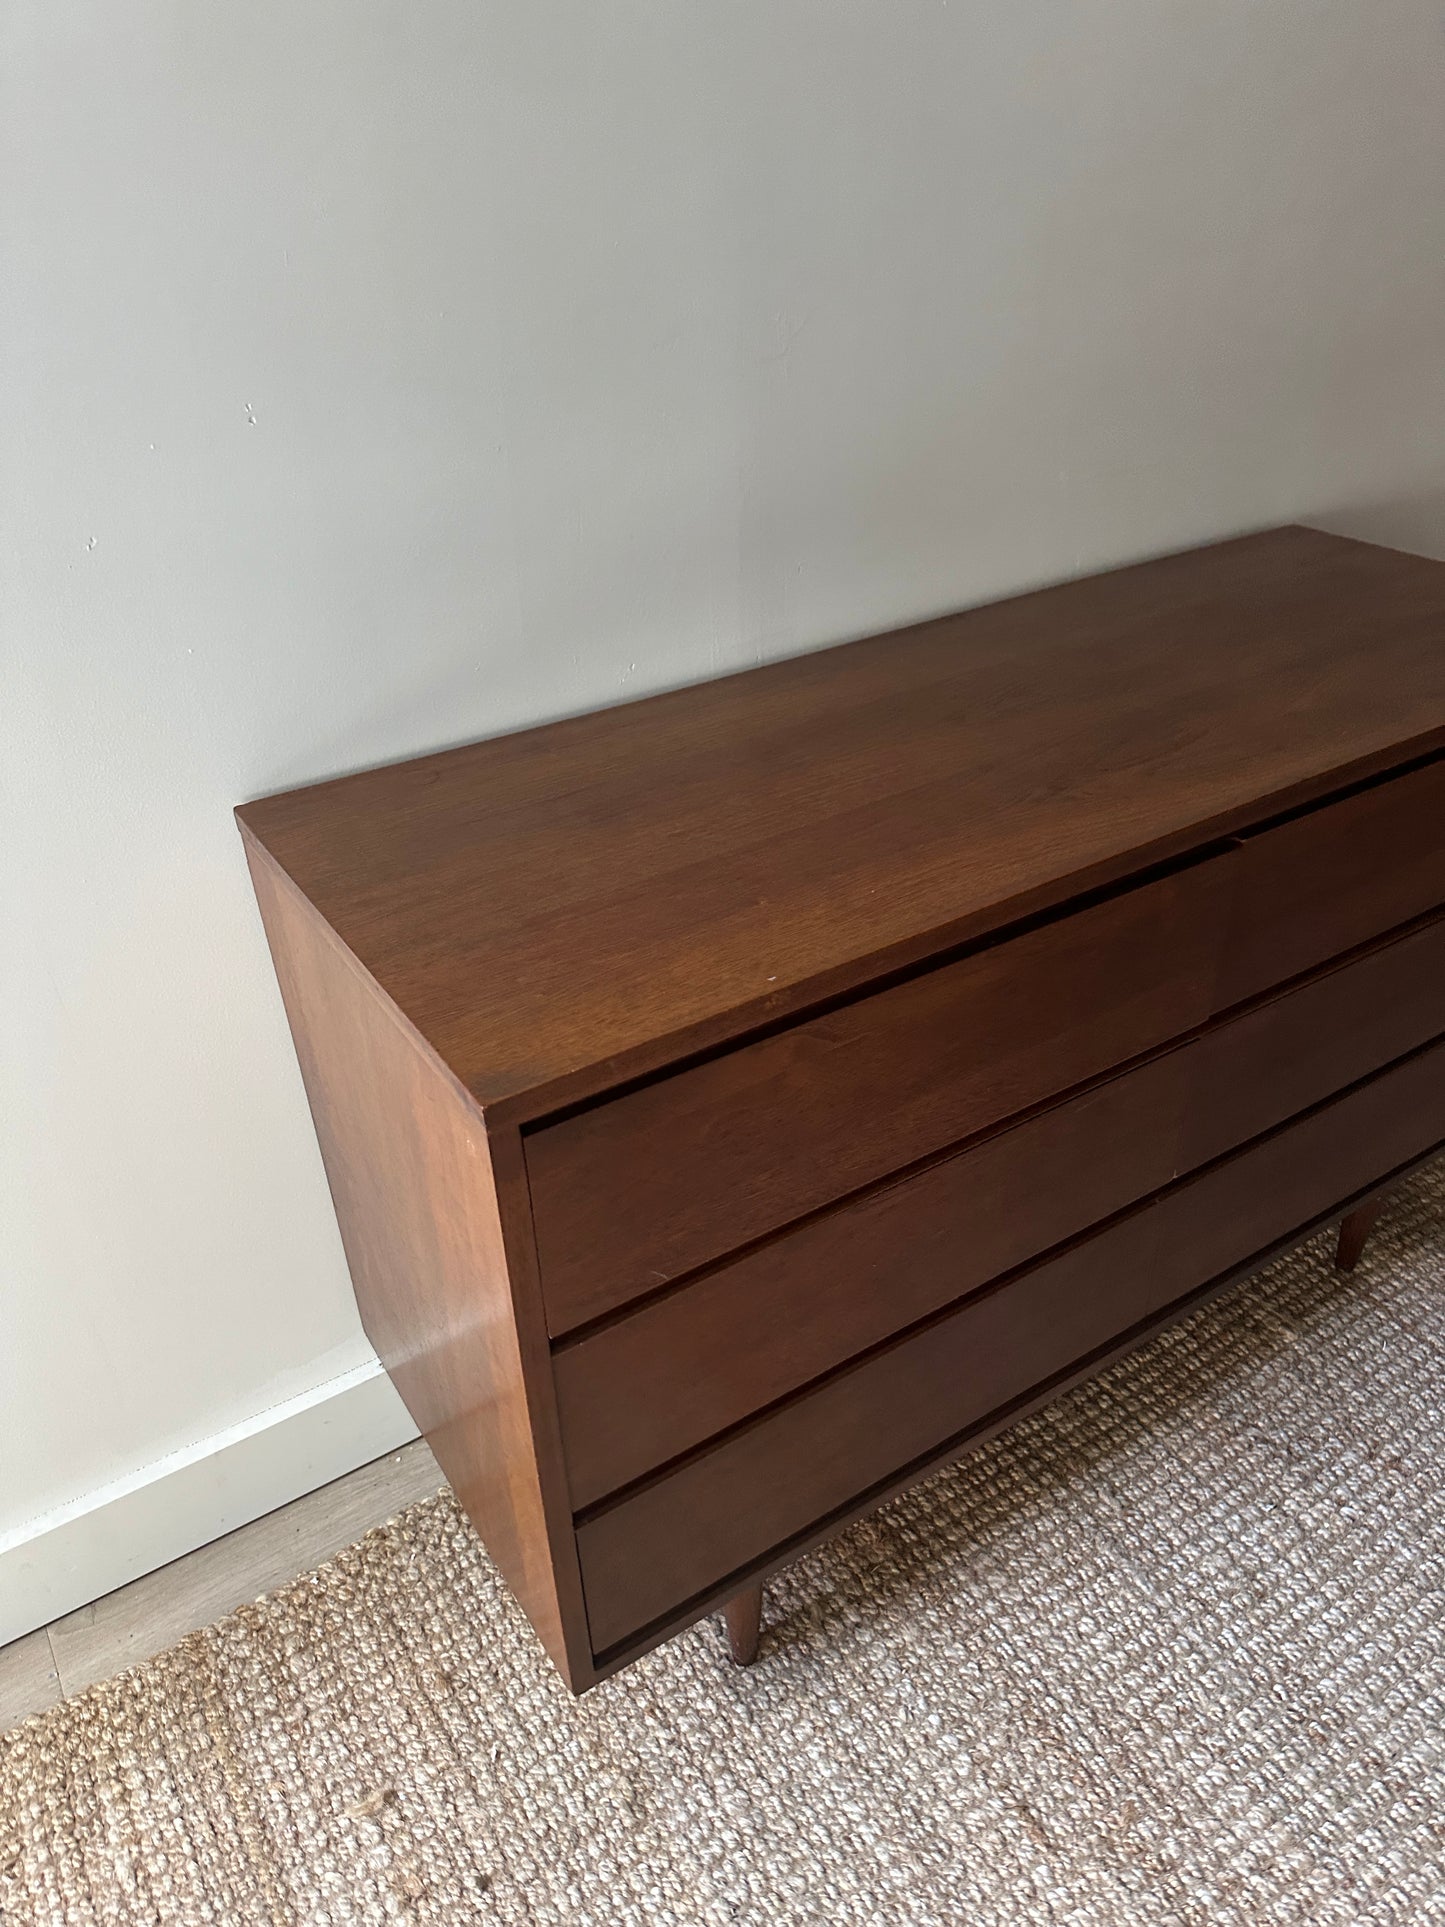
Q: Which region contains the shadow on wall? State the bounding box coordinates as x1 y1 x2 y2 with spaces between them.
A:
1313 488 1445 563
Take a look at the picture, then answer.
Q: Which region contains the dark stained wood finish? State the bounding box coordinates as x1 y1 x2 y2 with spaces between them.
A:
588 1136 1445 1685
555 1048 1194 1509
1336 1198 1385 1272
1178 911 1445 1166
236 527 1445 1123
576 1039 1445 1653
554 912 1445 1509
722 1584 763 1666
237 524 1445 1692
1221 756 1445 1006
241 844 594 1686
531 755 1445 1334
530 853 1235 1336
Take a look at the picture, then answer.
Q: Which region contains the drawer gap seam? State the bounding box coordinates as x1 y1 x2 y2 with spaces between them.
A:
584 1132 1445 1667
550 910 1445 1355
525 834 1242 1137
525 742 1445 1142
569 1030 1445 1526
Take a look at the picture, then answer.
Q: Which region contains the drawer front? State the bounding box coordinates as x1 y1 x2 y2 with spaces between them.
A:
576 1037 1445 1653
527 853 1235 1335
1222 755 1445 1005
556 912 1445 1510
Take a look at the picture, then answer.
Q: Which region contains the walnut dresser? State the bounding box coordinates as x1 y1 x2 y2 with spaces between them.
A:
237 525 1445 1694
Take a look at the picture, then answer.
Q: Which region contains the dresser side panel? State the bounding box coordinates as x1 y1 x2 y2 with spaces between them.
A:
242 836 585 1685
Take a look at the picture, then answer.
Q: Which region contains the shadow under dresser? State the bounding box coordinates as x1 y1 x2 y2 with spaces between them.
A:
237 524 1445 1692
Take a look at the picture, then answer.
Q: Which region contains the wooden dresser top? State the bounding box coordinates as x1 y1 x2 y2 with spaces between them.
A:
237 525 1445 1117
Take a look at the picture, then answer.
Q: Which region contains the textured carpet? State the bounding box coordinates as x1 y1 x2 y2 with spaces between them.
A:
4 1161 1445 1927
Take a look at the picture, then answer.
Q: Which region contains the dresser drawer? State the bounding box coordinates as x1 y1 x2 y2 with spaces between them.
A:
527 853 1235 1335
556 913 1445 1509
1222 754 1445 1005
575 1036 1445 1653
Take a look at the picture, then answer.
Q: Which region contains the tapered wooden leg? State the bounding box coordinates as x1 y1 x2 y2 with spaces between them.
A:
1336 1197 1384 1272
722 1582 763 1665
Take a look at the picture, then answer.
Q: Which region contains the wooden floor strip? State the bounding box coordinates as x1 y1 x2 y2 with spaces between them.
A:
0 1441 442 1723
0 1627 62 1733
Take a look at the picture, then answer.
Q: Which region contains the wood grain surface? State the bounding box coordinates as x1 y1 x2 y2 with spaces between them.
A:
554 913 1445 1509
0 1630 61 1734
529 848 1233 1334
237 526 1445 1119
244 846 593 1684
1222 755 1445 1004
576 1038 1445 1652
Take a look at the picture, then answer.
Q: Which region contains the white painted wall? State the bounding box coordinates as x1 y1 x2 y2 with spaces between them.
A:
5 1 1445 1634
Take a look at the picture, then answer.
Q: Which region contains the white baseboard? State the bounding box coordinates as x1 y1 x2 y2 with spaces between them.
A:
0 1361 418 1647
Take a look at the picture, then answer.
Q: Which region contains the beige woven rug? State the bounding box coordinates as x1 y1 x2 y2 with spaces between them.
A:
5 1161 1445 1927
